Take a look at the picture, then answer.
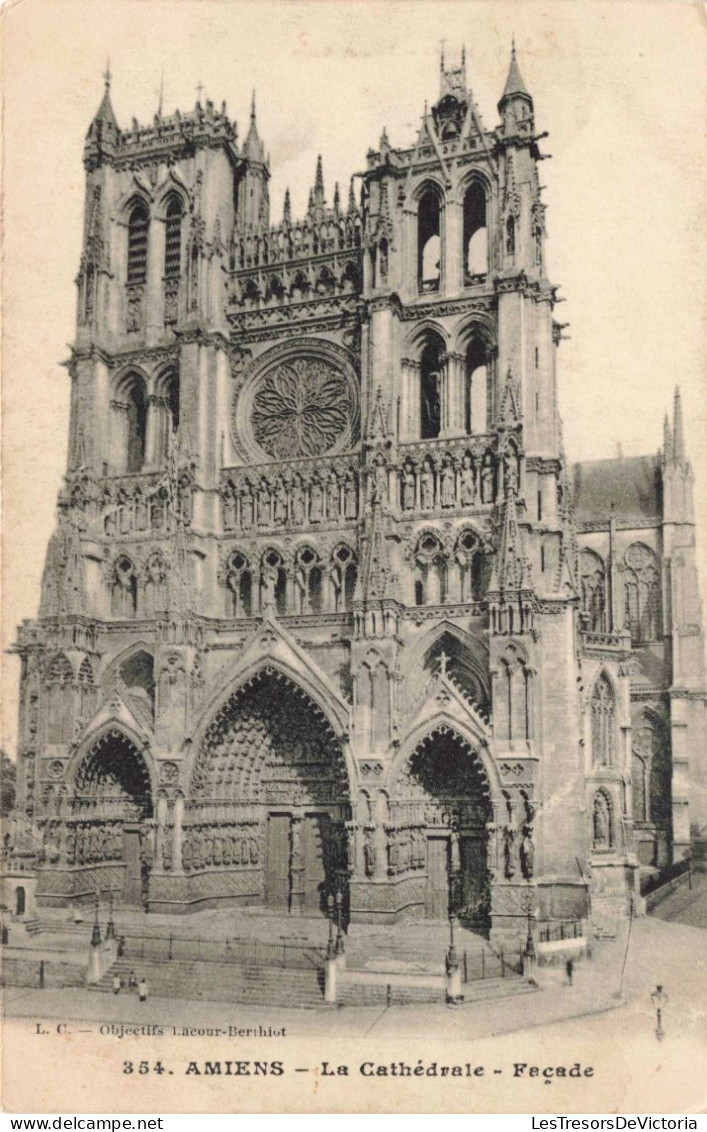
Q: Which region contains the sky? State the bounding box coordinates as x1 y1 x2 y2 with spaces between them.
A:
2 0 706 755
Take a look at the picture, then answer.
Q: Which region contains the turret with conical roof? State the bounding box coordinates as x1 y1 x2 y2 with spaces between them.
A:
84 66 120 168
237 90 270 228
498 40 534 134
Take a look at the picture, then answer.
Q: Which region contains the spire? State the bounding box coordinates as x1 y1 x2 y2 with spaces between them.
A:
499 38 532 109
673 386 685 461
313 154 325 209
243 89 265 162
663 412 673 463
496 488 532 592
347 177 357 215
283 187 291 224
86 62 119 141
333 182 341 215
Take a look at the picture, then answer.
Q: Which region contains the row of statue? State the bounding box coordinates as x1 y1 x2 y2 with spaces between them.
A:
222 470 359 530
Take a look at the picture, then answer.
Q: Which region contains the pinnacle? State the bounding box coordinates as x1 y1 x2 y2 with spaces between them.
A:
500 38 531 104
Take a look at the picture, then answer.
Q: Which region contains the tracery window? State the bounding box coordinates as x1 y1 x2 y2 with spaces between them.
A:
579 549 606 632
295 546 323 614
225 551 252 617
591 673 616 767
331 545 357 612
127 200 149 284
463 183 488 279
45 653 74 744
414 532 447 605
111 555 138 618
623 543 661 644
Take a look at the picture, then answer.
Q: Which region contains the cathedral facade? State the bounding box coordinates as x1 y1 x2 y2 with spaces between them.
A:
11 48 706 942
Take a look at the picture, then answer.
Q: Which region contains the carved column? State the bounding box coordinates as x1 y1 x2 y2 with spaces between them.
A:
290 815 305 914
172 793 185 874
154 792 168 874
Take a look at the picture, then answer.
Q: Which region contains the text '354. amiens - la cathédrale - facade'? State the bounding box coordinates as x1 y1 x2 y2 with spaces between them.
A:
9 45 707 942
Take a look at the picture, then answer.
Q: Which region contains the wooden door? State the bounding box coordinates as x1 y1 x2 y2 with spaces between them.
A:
460 836 485 913
122 828 142 907
425 836 449 919
266 814 291 910
303 813 329 915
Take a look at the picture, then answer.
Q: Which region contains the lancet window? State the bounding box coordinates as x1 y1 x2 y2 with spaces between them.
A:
225 551 252 617
331 545 357 612
591 673 616 767
164 196 183 279
465 338 488 435
420 335 444 439
418 187 441 292
127 200 149 284
111 555 138 618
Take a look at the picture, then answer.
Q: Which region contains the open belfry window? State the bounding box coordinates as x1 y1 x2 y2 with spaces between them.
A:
463 183 488 279
418 188 441 292
127 200 149 284
465 338 488 435
420 336 444 439
164 195 183 278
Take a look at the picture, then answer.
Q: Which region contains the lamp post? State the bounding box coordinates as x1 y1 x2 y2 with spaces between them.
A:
91 892 101 947
651 985 668 1042
326 892 336 960
334 887 345 956
106 891 115 940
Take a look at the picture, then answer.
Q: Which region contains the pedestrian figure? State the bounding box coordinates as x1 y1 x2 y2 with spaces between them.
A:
112 974 122 996
138 977 148 1003
117 935 125 958
127 971 137 991
566 957 574 986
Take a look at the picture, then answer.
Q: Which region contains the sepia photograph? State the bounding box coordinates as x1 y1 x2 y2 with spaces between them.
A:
1 0 706 1115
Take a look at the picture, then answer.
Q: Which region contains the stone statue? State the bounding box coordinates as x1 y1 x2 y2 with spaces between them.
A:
240 485 254 529
274 480 288 524
441 462 455 508
291 477 305 524
327 472 340 520
261 565 277 610
344 474 357 519
481 460 495 504
364 829 376 877
420 461 434 510
520 826 534 879
257 481 271 526
310 478 324 522
402 464 416 511
460 455 475 506
503 825 516 878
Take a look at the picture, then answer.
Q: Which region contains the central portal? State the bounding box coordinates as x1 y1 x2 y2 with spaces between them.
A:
191 669 351 916
392 726 493 930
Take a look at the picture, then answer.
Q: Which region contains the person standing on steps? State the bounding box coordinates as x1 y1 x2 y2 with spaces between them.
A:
566 957 574 986
127 971 137 991
112 973 122 995
138 976 148 1003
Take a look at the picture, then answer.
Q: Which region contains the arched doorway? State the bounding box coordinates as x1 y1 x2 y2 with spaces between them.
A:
189 669 351 917
392 727 492 931
71 730 153 908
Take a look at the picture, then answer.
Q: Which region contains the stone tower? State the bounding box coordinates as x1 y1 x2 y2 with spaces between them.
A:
11 48 705 939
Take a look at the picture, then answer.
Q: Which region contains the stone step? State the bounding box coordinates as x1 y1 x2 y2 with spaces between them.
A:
90 956 325 1008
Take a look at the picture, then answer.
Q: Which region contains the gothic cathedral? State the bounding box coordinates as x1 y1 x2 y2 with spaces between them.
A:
12 47 706 941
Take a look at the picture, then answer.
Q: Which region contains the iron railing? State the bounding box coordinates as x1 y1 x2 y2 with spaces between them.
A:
536 919 584 943
122 932 326 970
461 947 523 982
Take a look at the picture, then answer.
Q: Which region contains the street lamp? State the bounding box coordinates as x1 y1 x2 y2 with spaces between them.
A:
650 985 668 1042
91 892 101 947
106 891 115 940
334 887 345 956
326 892 336 960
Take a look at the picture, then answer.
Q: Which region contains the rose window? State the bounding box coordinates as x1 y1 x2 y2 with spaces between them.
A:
250 358 353 459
